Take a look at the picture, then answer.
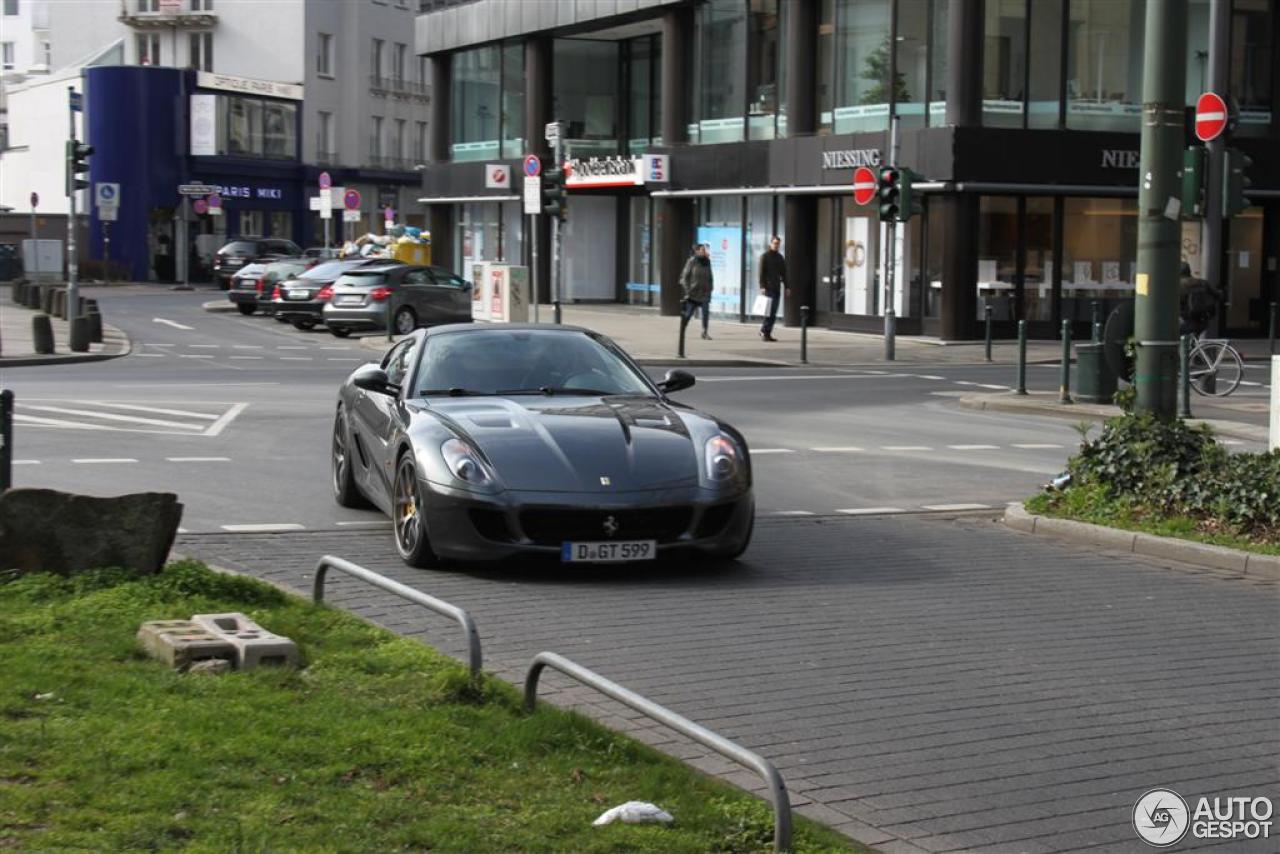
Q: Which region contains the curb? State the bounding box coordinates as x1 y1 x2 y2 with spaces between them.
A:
959 392 1270 443
0 322 132 368
1003 502 1279 580
202 300 238 313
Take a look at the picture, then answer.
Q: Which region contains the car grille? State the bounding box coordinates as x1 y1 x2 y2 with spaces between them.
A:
518 507 692 546
694 502 738 538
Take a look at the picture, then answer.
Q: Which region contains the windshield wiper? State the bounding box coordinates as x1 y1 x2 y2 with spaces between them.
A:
418 388 486 397
496 386 621 396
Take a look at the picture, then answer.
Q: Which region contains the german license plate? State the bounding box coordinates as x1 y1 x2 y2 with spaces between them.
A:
561 540 656 563
287 290 310 300
335 295 362 306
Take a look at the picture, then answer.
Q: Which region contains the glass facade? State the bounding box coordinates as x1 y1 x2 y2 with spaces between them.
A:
1027 0 1064 128
626 36 660 153
896 0 929 129
983 0 1027 127
1062 197 1138 321
694 0 747 143
627 197 655 305
833 0 891 133
554 40 619 157
217 95 296 160
1065 0 1146 131
1232 0 1273 135
451 46 500 161
747 0 783 140
501 42 524 158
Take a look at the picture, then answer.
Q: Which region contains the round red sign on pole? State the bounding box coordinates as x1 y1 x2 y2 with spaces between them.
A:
853 166 878 206
1195 92 1228 142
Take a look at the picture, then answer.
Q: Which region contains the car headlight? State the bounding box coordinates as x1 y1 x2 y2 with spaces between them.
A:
704 435 740 482
441 438 495 488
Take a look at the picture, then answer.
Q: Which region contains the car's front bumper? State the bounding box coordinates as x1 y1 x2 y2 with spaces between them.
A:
416 480 754 563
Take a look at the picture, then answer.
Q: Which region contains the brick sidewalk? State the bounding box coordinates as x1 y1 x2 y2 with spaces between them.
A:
0 290 129 365
179 515 1280 853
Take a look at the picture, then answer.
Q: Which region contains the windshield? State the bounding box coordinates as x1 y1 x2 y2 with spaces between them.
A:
414 330 653 397
299 260 356 281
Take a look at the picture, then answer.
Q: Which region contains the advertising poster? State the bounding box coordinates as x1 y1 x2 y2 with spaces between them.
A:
696 226 742 316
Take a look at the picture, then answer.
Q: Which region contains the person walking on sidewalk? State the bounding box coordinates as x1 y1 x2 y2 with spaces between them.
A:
679 243 714 340
758 235 788 342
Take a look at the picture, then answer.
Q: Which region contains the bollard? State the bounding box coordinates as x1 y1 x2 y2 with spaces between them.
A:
1090 301 1102 342
41 286 54 314
386 296 395 342
677 311 688 359
1178 334 1192 419
554 300 562 325
26 284 41 309
800 305 809 364
69 316 90 353
1270 302 1277 355
32 314 54 354
984 302 993 362
88 309 103 344
11 281 24 304
53 289 65 319
1016 319 1028 395
0 389 12 492
1059 319 1072 404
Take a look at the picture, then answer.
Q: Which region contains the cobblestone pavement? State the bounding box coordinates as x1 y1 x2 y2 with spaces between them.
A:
178 514 1280 853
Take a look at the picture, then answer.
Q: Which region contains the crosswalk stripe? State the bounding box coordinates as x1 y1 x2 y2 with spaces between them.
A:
135 353 164 358
232 345 264 349
166 457 232 462
79 402 220 420
915 375 945 380
948 444 1000 450
178 354 215 359
837 507 904 515
977 383 1008 390
21 404 206 431
72 458 138 464
921 503 991 511
772 510 815 516
13 459 41 465
189 344 220 349
335 520 393 528
230 356 263 360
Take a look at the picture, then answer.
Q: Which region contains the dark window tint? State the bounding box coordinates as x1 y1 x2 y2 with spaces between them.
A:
335 272 389 288
300 260 357 280
429 267 468 287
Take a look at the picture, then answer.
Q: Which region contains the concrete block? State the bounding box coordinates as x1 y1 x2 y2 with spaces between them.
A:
1243 552 1280 581
191 612 299 670
1131 532 1247 573
1001 502 1037 533
137 620 235 670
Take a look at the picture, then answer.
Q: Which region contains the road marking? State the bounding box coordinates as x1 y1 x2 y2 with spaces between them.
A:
113 382 278 388
1013 443 1065 449
230 356 264 360
14 413 115 431
976 383 1008 390
915 375 945 380
335 520 392 528
772 510 815 516
327 358 362 362
80 401 221 420
811 446 864 452
320 346 354 351
153 318 193 330
205 402 249 437
921 503 991 511
1239 380 1263 387
279 356 313 361
948 444 1000 450
221 523 306 533
166 456 232 462
13 459 41 465
135 353 164 358
954 381 979 386
189 344 220 349
837 507 904 515
752 448 795 454
277 346 307 350
21 404 207 431
698 374 906 383
144 342 175 347
178 354 215 359
231 345 264 349
882 445 932 451
72 458 138 464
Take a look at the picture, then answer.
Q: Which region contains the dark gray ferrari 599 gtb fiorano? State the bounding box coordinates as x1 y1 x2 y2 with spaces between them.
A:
332 324 754 568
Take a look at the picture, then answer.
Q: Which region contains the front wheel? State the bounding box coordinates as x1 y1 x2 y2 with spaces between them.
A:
393 306 417 336
392 454 437 568
1189 342 1243 397
236 303 256 316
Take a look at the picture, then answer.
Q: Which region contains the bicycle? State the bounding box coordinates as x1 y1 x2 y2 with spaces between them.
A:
1186 333 1244 397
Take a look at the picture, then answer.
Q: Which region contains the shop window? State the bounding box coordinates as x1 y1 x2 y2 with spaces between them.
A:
896 0 928 129
747 0 782 140
694 0 746 143
1028 0 1064 128
450 45 500 161
833 0 891 134
270 212 292 242
262 102 296 160
501 42 524 158
745 194 776 313
239 211 263 238
372 38 385 85
628 197 655 306
977 197 1019 320
1225 207 1264 330
1062 197 1138 323
1066 0 1146 132
1231 0 1273 136
697 196 744 317
924 198 944 318
1024 197 1056 321
983 0 1027 127
554 40 619 157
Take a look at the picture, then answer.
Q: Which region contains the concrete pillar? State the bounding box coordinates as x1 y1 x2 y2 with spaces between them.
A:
428 205 454 272
946 0 984 127
940 194 980 340
657 197 694 316
784 0 818 136
525 36 553 303
428 54 451 163
783 196 816 328
661 7 692 146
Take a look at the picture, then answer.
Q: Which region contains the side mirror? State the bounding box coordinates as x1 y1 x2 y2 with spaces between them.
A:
657 368 695 394
352 365 400 397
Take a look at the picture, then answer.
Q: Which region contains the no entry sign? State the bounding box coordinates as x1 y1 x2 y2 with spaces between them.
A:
853 166 878 206
1195 92 1228 142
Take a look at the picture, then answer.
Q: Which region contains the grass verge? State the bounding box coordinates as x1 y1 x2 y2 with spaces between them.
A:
0 560 861 853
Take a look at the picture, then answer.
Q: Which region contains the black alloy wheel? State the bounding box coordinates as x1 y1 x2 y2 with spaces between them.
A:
236 304 256 315
394 306 417 336
329 326 351 338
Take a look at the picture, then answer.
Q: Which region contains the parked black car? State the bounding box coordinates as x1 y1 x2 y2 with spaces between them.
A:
213 238 303 289
273 258 402 330
227 258 313 315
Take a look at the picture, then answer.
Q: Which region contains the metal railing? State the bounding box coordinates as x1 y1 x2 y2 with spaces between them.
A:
312 555 482 677
523 651 792 852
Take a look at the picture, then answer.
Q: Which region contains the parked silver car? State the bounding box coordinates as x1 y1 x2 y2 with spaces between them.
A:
322 264 472 338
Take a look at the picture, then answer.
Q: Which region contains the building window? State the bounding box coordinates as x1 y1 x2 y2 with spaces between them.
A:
317 32 333 77
694 0 746 143
41 39 50 67
137 0 159 11
393 42 406 84
415 120 427 162
372 38 385 85
747 0 783 140
983 0 1027 127
500 41 523 157
927 0 948 123
189 32 213 72
3 0 18 16
136 33 161 66
190 0 213 10
1066 0 1146 131
1062 197 1138 320
555 40 618 156
317 110 334 161
393 118 406 165
450 45 500 161
1 42 13 70
1232 0 1273 135
370 115 384 164
217 94 297 160
417 55 429 90
1028 0 1064 128
833 0 891 133
627 35 659 153
896 0 928 129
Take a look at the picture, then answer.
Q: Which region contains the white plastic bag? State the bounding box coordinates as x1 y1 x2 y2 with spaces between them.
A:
751 294 772 317
592 801 674 826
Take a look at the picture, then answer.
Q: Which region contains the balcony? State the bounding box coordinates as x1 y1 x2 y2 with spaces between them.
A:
118 2 218 29
316 149 339 167
369 74 430 101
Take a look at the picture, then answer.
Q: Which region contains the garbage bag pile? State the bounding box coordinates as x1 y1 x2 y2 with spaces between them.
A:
342 226 430 260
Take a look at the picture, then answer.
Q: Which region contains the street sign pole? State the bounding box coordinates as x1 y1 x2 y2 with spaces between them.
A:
551 125 564 325
103 221 111 286
1202 0 1230 336
530 214 540 323
883 116 900 361
1134 0 1187 418
66 87 79 321
28 196 36 280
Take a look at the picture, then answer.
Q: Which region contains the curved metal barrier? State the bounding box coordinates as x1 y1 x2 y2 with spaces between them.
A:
313 555 482 677
523 651 792 852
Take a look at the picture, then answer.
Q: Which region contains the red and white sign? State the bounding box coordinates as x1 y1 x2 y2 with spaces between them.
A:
318 171 332 190
853 166 878 206
485 164 511 189
1195 92 1229 142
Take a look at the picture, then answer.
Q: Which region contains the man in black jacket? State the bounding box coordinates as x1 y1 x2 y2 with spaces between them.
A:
758 236 788 341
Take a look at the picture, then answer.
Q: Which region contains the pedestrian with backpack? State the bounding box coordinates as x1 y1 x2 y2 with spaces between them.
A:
1179 261 1224 337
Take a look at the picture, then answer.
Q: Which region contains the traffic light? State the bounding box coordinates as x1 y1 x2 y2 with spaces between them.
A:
65 140 93 197
878 167 900 223
1180 146 1205 219
898 167 924 221
541 166 566 220
1223 147 1252 217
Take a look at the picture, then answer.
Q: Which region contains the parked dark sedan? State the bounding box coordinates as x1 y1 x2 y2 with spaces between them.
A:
323 264 473 337
213 238 303 289
227 258 312 315
331 324 755 568
273 258 401 330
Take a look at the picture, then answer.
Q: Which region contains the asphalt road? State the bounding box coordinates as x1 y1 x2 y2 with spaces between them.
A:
11 285 1269 534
